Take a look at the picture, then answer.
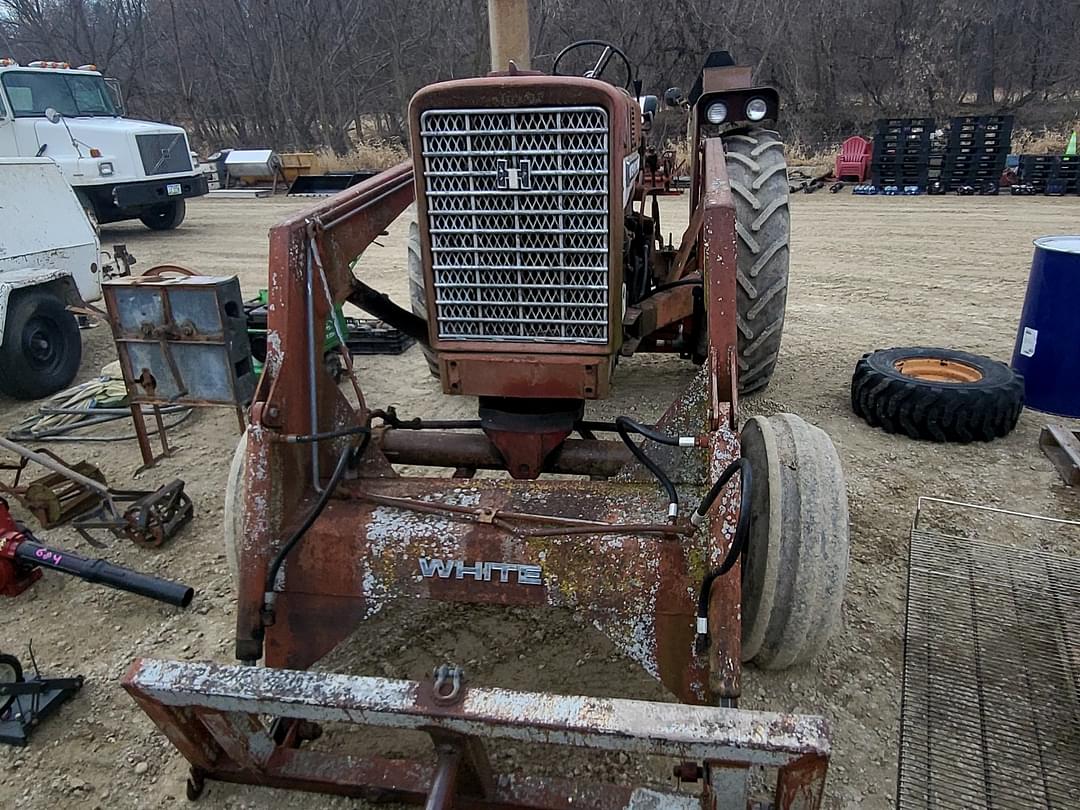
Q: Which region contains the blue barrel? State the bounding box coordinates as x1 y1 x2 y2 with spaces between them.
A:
1011 236 1080 417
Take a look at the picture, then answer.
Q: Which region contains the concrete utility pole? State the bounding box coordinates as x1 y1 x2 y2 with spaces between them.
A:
487 0 530 71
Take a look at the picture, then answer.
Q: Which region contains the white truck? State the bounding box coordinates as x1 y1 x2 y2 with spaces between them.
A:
0 59 207 230
0 157 110 399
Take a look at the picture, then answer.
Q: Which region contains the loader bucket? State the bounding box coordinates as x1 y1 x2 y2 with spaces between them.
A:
287 171 377 196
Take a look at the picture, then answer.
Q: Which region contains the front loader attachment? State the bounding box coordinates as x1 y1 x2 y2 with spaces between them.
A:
124 658 830 809
122 102 845 808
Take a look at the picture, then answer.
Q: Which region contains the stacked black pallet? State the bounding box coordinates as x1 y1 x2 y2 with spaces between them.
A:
942 115 1013 190
872 118 935 189
1019 154 1080 193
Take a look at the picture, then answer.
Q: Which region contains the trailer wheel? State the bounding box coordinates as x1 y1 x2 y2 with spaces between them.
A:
0 290 82 400
223 431 247 587
740 413 849 669
851 347 1024 442
0 652 23 714
724 129 791 394
139 198 186 230
407 221 439 376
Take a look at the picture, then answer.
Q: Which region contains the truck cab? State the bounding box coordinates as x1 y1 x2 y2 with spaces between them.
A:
0 59 207 230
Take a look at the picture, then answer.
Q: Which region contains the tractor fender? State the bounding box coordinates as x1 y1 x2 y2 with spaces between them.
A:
0 270 90 347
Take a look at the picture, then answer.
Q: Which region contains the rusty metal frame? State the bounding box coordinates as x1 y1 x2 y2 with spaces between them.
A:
127 126 825 805
125 659 829 810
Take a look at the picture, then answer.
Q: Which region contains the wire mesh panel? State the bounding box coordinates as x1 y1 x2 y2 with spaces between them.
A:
899 508 1080 810
419 106 610 344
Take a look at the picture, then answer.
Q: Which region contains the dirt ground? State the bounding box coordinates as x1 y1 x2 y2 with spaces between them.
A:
1 190 1078 810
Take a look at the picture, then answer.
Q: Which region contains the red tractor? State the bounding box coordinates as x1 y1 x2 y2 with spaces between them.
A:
125 4 848 808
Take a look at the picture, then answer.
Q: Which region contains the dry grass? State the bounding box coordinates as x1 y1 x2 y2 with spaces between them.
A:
1011 121 1080 155
783 138 838 171
315 141 409 172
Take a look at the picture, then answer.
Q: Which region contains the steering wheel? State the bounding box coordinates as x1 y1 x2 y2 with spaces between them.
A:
552 40 634 90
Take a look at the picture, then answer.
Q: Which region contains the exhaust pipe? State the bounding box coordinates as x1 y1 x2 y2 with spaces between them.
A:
488 0 530 71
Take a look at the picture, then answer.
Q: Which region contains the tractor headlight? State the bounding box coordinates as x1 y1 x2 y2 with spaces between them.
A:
746 97 769 121
705 101 728 125
98 161 114 176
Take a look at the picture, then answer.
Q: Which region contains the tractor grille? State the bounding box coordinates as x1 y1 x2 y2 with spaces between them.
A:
136 133 192 176
419 106 610 344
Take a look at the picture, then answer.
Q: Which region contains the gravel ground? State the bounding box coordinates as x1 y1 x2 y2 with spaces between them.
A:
1 190 1078 810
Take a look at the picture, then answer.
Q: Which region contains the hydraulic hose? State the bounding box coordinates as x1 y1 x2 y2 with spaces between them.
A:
614 416 680 520
262 434 369 609
693 458 752 654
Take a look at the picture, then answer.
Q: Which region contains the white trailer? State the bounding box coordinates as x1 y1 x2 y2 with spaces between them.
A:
0 157 103 399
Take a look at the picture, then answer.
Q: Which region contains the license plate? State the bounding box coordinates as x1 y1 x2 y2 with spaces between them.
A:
166 183 182 196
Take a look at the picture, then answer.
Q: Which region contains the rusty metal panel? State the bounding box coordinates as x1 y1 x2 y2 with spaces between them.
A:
260 474 713 704
702 137 738 415
125 658 829 768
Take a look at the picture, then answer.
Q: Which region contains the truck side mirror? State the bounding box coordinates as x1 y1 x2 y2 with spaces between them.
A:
663 87 685 108
639 95 659 132
44 107 62 124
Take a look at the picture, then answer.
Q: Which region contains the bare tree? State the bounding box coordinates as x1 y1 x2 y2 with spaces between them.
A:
2 0 1077 152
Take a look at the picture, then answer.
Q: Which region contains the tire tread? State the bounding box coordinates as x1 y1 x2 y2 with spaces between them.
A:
851 348 1023 443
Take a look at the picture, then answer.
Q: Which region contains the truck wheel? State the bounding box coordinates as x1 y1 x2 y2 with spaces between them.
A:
740 413 849 669
0 653 23 714
407 221 439 377
851 347 1024 442
0 290 82 400
139 198 186 231
724 129 790 395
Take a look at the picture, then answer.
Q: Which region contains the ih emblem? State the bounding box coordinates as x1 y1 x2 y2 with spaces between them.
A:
496 158 532 191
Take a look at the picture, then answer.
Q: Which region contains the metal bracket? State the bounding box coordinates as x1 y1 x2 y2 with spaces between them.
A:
124 658 830 809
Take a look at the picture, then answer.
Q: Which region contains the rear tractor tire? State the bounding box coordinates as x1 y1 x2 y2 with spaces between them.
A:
739 413 849 669
407 221 439 377
725 128 791 395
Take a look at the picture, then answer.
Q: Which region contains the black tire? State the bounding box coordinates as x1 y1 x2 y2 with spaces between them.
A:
0 653 23 715
407 220 439 376
851 347 1024 443
0 290 82 400
740 413 849 669
724 128 791 395
139 198 186 230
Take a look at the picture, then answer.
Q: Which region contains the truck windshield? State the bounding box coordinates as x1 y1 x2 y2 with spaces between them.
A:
1 70 119 117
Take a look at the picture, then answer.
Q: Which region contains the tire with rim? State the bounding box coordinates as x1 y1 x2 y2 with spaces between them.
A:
0 290 82 400
740 413 849 669
0 653 23 714
407 221 439 376
851 347 1024 442
724 128 791 394
139 198 186 231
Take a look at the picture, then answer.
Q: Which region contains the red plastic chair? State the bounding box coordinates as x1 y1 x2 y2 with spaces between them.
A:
835 135 872 182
